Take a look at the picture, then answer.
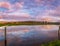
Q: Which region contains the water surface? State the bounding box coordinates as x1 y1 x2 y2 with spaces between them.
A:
0 25 59 46
6 25 58 46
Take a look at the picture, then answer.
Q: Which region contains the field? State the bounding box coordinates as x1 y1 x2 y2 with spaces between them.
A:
0 21 60 26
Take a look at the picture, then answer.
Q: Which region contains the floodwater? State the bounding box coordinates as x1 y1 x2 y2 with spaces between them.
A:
0 25 59 46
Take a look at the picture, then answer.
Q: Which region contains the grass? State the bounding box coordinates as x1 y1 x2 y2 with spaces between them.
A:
0 21 60 26
41 40 60 46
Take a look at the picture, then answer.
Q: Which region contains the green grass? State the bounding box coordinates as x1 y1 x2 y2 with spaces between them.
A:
0 21 60 26
41 40 60 46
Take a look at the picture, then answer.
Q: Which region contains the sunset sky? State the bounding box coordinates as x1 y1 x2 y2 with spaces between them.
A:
0 0 60 22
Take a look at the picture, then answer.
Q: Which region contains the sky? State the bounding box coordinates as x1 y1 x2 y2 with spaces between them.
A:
0 0 60 22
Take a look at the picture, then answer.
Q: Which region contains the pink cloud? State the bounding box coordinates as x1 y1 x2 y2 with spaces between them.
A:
0 2 11 9
35 8 60 22
54 6 60 14
7 11 30 18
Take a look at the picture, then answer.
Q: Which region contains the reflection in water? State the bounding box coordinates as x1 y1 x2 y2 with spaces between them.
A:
0 25 59 46
6 25 58 46
40 25 59 31
0 27 5 46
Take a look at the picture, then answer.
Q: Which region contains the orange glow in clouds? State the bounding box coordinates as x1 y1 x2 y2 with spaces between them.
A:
42 17 52 22
0 2 11 9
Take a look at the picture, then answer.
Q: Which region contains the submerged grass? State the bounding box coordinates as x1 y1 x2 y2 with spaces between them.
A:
41 40 60 46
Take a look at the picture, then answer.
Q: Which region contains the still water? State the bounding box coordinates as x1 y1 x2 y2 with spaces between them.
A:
0 25 59 46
